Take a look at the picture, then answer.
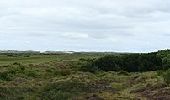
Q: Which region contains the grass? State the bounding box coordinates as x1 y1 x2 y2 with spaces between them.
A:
0 53 170 100
0 54 101 66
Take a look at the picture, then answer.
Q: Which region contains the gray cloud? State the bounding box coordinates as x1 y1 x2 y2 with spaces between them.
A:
0 0 170 52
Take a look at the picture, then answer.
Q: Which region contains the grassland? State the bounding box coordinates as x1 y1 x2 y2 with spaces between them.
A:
0 53 170 100
0 53 101 65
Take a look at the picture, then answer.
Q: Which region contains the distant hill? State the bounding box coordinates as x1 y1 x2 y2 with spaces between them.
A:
0 50 40 54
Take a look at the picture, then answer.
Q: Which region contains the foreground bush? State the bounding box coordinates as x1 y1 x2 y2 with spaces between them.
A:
0 63 39 81
41 79 88 100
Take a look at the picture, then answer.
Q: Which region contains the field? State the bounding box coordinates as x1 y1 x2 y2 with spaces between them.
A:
0 53 170 100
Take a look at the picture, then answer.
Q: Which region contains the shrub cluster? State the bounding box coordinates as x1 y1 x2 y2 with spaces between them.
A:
81 53 163 72
159 69 170 85
0 62 38 81
41 79 88 100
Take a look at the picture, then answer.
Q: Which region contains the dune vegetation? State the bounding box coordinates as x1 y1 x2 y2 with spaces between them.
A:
1 50 170 100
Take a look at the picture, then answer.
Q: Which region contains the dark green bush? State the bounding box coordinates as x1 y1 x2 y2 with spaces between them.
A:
13 62 22 66
93 55 122 71
0 71 13 81
157 70 164 76
81 53 162 72
79 58 98 73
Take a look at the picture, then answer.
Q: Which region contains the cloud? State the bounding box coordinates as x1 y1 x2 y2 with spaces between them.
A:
0 0 170 52
61 32 89 39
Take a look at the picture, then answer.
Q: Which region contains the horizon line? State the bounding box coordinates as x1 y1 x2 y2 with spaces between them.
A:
0 49 169 53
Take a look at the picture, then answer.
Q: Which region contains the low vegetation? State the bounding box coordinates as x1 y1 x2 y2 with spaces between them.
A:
0 50 170 99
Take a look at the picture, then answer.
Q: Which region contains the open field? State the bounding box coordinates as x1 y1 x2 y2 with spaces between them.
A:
0 53 102 66
0 52 170 100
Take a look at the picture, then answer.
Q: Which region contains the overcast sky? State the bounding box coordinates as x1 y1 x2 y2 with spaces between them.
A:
1 0 170 52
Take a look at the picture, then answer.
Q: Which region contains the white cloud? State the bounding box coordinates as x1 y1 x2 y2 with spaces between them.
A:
62 32 89 39
0 0 170 52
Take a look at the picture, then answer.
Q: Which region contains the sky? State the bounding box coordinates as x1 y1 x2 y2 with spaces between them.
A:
0 0 170 52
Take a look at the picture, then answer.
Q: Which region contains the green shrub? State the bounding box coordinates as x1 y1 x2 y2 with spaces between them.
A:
13 62 21 66
25 70 38 78
157 70 164 76
79 58 98 73
84 53 162 72
0 71 13 81
8 63 26 74
54 70 71 76
94 55 122 71
1 63 39 80
162 69 170 85
41 79 87 99
0 63 26 81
